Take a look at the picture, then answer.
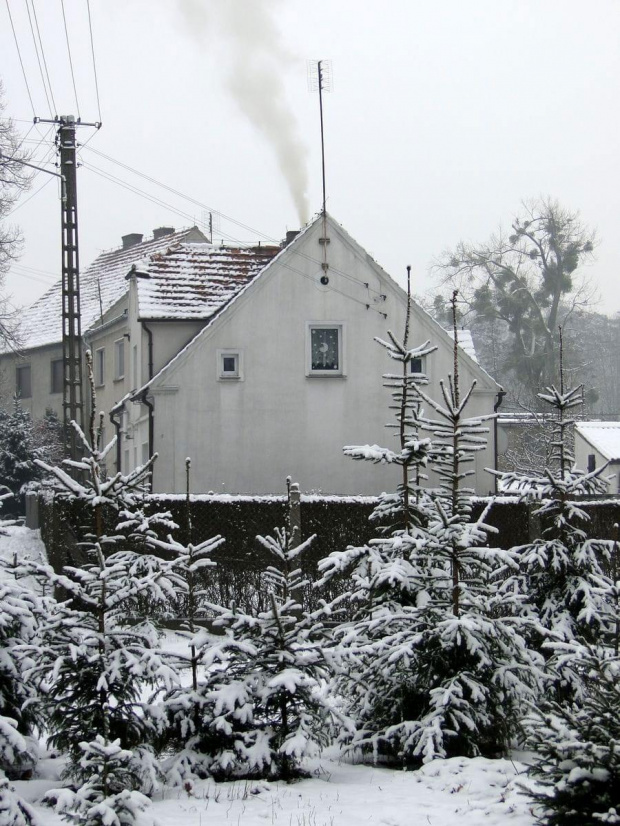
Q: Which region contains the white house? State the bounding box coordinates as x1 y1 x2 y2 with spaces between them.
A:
1 214 502 495
574 421 620 494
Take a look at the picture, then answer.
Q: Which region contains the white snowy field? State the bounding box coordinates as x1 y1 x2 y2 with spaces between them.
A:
1 525 539 826
14 751 537 826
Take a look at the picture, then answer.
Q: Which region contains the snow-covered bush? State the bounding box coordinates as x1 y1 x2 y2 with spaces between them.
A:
321 289 543 765
526 647 620 826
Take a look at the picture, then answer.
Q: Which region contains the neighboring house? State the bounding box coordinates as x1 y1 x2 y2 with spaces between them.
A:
1 214 502 495
574 421 620 494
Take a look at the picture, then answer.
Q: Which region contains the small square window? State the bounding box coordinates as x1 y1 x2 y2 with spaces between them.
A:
217 349 243 380
309 325 343 375
16 365 31 399
410 356 425 375
114 339 125 380
51 359 64 394
95 348 105 386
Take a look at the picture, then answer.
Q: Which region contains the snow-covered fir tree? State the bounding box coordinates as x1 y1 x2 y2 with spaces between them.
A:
22 353 179 789
47 737 156 826
0 398 45 515
320 289 543 765
501 329 615 693
525 646 620 826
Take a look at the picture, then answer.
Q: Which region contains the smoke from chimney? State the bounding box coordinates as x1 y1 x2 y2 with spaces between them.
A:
178 0 309 226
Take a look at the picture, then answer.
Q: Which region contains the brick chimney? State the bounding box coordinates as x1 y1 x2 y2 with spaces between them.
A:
122 233 143 249
283 230 300 248
153 226 175 240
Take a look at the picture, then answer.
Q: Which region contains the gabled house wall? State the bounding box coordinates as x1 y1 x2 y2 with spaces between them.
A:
141 217 499 495
574 429 620 494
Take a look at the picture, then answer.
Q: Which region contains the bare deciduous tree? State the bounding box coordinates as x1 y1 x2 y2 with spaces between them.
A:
434 198 596 401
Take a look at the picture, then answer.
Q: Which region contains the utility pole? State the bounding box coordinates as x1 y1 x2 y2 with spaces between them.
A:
35 115 100 460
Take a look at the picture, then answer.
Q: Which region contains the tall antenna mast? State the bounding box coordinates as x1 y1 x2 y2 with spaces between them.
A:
308 60 332 278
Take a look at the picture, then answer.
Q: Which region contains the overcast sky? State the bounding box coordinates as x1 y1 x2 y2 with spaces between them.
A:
2 0 620 316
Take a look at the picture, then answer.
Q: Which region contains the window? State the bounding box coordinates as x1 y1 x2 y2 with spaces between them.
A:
217 349 243 380
587 454 596 473
132 344 138 387
16 365 31 399
114 339 125 380
410 356 426 375
51 359 64 394
308 324 343 375
95 348 105 386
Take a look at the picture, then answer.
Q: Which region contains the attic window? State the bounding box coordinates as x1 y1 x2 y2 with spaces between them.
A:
587 454 596 473
308 324 344 376
217 349 243 380
410 356 425 375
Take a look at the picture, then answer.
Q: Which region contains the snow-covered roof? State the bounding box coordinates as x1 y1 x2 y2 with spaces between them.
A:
10 227 208 351
447 329 478 363
575 421 620 461
136 242 281 320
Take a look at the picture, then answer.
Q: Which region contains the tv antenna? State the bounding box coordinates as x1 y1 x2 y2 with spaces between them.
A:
308 60 332 281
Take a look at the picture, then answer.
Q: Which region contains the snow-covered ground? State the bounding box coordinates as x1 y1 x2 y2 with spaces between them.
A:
13 750 536 826
1 525 538 826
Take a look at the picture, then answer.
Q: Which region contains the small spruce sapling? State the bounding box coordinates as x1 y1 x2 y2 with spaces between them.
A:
47 737 156 826
201 481 346 780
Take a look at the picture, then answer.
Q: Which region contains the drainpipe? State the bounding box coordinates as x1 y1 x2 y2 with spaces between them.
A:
109 405 123 474
140 321 155 491
139 389 155 491
494 389 506 494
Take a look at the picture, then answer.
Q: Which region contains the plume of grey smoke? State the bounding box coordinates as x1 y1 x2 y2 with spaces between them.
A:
178 0 309 226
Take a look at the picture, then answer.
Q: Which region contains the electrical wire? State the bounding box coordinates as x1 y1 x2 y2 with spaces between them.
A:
5 0 36 116
81 145 386 299
82 162 387 318
86 0 102 123
24 0 52 117
31 0 58 116
59 0 80 118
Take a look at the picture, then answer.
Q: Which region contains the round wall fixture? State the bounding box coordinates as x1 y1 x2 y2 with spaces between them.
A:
320 274 329 285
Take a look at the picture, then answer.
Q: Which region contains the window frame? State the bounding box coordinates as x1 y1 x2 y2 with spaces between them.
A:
16 365 32 399
217 349 243 381
307 323 345 377
50 359 64 394
114 338 125 381
410 355 426 376
95 347 106 387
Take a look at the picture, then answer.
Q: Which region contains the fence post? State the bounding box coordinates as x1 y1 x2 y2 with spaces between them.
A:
25 491 39 529
288 481 302 546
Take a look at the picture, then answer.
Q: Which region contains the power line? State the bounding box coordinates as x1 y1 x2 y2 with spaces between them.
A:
59 0 80 118
5 0 36 116
86 0 102 123
24 0 52 116
31 0 58 115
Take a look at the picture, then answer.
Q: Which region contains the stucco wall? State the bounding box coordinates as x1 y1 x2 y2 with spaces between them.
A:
574 434 619 494
0 343 64 421
147 219 499 495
